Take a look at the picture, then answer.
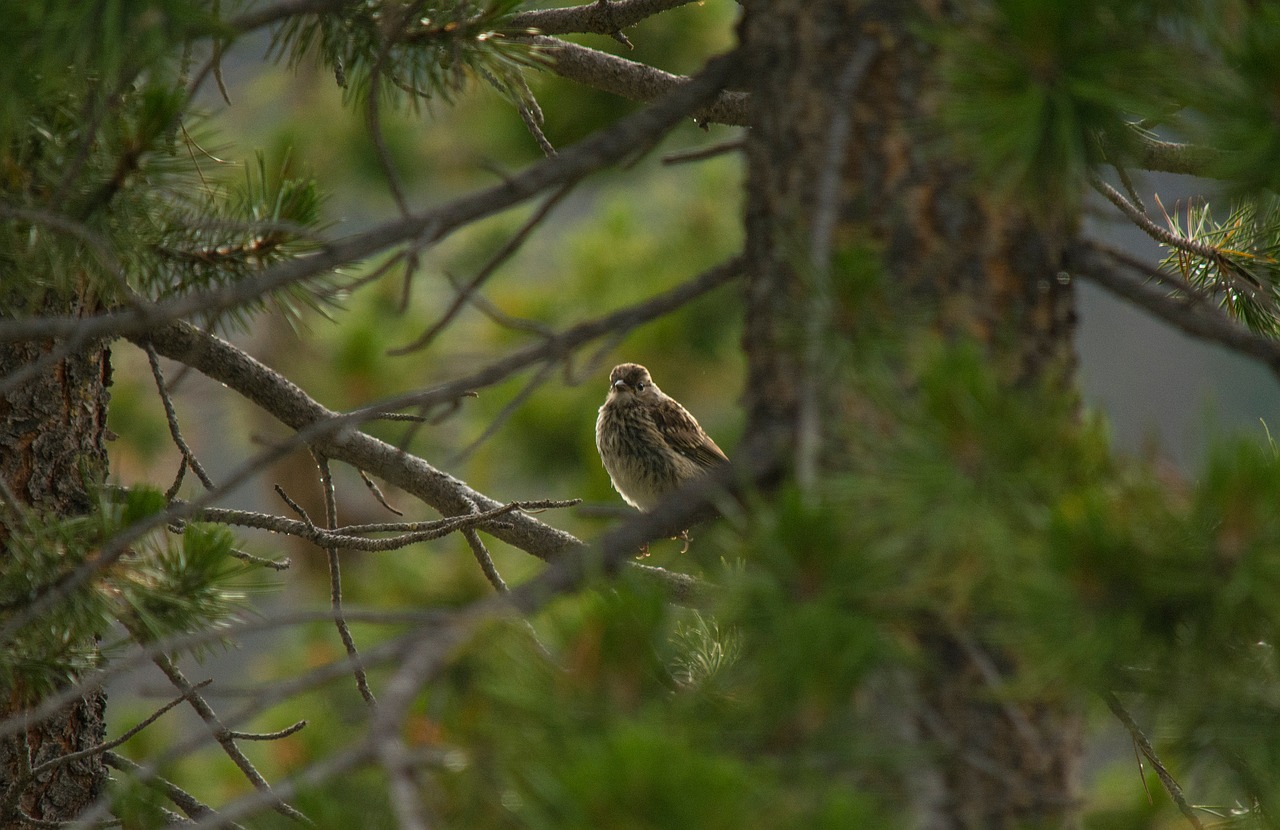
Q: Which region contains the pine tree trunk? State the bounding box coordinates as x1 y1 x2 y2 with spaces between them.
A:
739 2 1081 825
0 335 112 823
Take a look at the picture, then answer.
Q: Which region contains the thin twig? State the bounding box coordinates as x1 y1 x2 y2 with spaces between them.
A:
1103 692 1207 830
226 720 308 741
463 523 508 594
1089 172 1220 262
359 469 404 516
314 452 377 706
388 184 573 356
149 653 311 824
27 680 213 779
662 139 745 165
451 360 559 463
104 751 245 828
508 0 699 38
1067 243 1280 380
228 546 292 570
146 342 216 491
274 484 314 524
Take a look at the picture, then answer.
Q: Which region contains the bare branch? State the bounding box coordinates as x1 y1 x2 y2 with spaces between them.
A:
388 184 574 356
27 680 213 779
1066 242 1280 380
1103 693 1207 830
148 653 310 824
509 0 700 36
104 752 242 828
314 451 377 706
523 35 749 127
145 342 216 491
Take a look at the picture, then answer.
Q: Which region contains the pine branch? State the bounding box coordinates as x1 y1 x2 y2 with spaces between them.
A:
1103 693 1207 830
522 35 749 126
0 51 742 349
1128 132 1231 179
1065 242 1280 378
509 0 701 36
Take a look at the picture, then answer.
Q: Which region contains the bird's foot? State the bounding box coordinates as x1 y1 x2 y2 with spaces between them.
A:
635 541 650 559
674 529 690 554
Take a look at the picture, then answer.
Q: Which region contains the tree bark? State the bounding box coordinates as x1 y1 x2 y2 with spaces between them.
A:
0 335 111 823
738 2 1080 825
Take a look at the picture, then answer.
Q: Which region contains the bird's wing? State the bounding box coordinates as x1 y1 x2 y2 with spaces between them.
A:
651 399 729 469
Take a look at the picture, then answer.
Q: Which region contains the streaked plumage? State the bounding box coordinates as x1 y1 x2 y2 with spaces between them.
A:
595 363 728 511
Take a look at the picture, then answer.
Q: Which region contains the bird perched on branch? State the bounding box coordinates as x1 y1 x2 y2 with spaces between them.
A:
595 363 729 522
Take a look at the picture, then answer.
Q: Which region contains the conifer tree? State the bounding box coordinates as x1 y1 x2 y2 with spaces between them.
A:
4 1 1280 827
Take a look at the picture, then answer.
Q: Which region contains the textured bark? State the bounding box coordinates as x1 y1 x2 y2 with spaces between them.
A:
739 1 1080 825
0 336 112 823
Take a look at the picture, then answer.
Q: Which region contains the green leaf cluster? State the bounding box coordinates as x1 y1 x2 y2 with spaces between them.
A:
0 487 250 701
269 0 541 109
1161 194 1280 337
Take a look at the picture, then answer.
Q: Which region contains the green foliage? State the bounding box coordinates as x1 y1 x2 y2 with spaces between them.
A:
1160 194 1280 337
1194 5 1280 193
411 332 1280 824
433 597 888 829
269 0 541 109
936 0 1181 209
0 487 250 699
153 149 333 329
0 0 218 156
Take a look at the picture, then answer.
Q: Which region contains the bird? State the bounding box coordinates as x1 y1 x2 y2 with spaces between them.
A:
595 363 729 518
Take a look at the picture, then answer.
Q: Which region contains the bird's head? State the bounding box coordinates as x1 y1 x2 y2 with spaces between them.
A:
606 363 660 403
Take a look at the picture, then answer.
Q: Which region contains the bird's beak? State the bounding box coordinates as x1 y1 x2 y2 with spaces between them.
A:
612 379 627 392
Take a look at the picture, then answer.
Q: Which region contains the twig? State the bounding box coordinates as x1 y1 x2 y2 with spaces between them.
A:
273 484 314 524
462 521 508 594
451 359 558 463
149 653 311 824
520 35 749 127
150 494 577 553
27 680 213 779
1103 692 1207 830
662 139 745 165
1066 243 1280 379
388 184 573 356
228 547 291 571
314 452 377 706
145 342 216 491
365 21 412 218
104 751 245 828
226 720 308 741
508 0 699 37
359 469 404 516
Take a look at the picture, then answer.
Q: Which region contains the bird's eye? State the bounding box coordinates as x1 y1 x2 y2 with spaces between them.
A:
635 382 646 390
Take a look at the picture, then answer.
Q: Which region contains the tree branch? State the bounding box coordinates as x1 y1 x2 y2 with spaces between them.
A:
135 256 740 578
509 0 701 36
1128 132 1230 179
1103 693 1207 830
523 35 749 126
0 51 741 348
1065 242 1280 379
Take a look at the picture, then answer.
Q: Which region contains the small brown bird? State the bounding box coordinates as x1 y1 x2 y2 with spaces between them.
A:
595 363 729 513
